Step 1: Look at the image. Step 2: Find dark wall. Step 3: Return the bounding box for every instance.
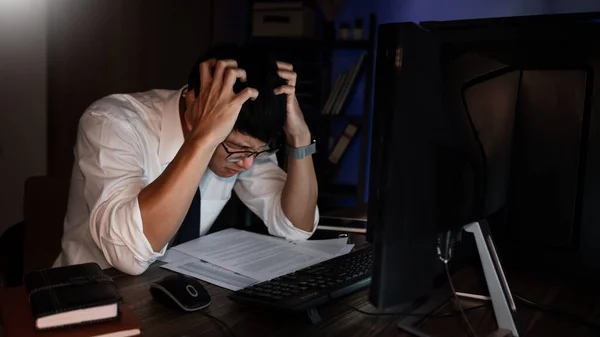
[47,0,250,178]
[0,0,47,236]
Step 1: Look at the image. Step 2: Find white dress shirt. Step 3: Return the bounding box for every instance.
[53,86,319,275]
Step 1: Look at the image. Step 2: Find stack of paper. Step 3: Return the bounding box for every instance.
[159,229,354,291]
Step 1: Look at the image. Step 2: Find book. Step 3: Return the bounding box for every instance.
[328,122,358,165]
[0,286,140,337]
[23,262,122,330]
[322,73,346,115]
[330,54,365,116]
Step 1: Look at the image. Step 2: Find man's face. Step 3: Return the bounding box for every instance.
[208,130,268,178]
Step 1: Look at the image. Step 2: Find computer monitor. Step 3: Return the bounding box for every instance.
[367,21,493,309]
[366,12,600,334]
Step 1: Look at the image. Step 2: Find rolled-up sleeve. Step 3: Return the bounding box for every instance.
[77,112,166,275]
[233,155,319,240]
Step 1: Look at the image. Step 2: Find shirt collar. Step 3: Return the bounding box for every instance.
[158,85,187,165]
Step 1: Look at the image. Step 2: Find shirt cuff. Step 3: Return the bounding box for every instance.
[92,194,168,274]
[125,196,168,263]
[270,202,320,241]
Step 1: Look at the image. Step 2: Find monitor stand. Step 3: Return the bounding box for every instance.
[397,220,521,337]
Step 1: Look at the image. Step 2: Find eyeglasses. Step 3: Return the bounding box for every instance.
[221,142,278,163]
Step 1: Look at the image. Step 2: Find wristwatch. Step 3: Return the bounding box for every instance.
[287,139,316,159]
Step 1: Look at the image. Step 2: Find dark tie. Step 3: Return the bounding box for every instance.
[172,188,201,245]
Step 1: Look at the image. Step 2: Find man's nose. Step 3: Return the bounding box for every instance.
[237,156,254,169]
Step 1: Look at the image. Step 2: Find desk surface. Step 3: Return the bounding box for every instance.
[107,233,397,337]
[92,227,597,337]
[106,259,600,337]
[107,262,421,337]
[107,254,498,337]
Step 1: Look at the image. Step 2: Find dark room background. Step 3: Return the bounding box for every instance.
[1,0,599,237]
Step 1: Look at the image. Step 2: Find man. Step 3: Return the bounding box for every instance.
[54,45,319,275]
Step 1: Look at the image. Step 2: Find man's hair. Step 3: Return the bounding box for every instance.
[187,44,287,144]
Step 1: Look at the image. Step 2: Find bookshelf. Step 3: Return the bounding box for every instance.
[317,13,376,213]
[244,5,376,218]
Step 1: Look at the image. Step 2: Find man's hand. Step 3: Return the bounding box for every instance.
[276,61,318,233]
[275,61,311,147]
[184,59,259,145]
[139,59,258,255]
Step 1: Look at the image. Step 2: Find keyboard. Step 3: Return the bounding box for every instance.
[229,245,372,313]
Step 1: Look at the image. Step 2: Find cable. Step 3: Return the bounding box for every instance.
[200,311,238,337]
[437,224,600,336]
[439,230,478,337]
[514,293,600,332]
[342,301,488,318]
[445,261,478,337]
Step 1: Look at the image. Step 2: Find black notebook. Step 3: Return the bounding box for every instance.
[23,262,122,330]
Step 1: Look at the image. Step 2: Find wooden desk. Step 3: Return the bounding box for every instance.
[107,261,600,337]
[106,256,487,337]
[108,262,431,337]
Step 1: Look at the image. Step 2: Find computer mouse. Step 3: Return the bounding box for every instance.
[150,274,211,312]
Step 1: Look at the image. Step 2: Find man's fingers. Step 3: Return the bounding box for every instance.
[212,59,238,86]
[199,58,217,90]
[276,61,293,71]
[277,69,297,86]
[223,68,247,92]
[274,85,295,95]
[234,87,259,105]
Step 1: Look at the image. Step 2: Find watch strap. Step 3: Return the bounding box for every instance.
[286,141,316,159]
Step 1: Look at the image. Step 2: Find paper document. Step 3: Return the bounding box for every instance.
[171,229,349,281]
[289,237,350,256]
[161,228,354,290]
[162,257,259,291]
[158,249,190,263]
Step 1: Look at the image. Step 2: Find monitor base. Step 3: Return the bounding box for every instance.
[396,290,452,337]
[397,220,521,337]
